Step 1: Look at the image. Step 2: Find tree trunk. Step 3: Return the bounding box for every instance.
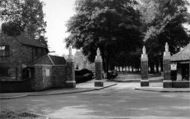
[150,63,154,73]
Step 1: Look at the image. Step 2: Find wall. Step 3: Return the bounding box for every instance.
[0,80,31,93]
[30,65,67,91]
[0,64,68,92]
[0,35,23,81]
[51,65,67,88]
[31,65,52,91]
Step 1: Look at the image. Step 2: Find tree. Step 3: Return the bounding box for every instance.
[139,0,190,73]
[66,0,143,73]
[0,0,46,40]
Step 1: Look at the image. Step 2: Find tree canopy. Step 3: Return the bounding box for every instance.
[0,0,46,39]
[66,0,143,72]
[66,0,190,73]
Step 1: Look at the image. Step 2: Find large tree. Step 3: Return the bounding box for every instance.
[0,0,46,40]
[66,0,143,73]
[139,0,190,73]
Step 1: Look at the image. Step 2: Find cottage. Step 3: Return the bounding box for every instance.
[0,31,74,92]
[0,32,48,81]
[171,43,190,88]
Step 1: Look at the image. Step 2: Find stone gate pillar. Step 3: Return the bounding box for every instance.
[189,63,190,81]
[94,48,104,87]
[66,46,76,88]
[163,42,172,88]
[141,46,149,87]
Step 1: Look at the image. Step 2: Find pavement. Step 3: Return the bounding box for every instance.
[0,80,116,100]
[110,73,190,92]
[135,86,190,92]
[111,73,163,82]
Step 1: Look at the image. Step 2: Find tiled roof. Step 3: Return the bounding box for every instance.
[49,55,66,65]
[32,54,66,65]
[171,43,190,62]
[15,34,47,48]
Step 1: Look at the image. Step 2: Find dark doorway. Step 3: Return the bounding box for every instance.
[181,63,189,81]
[22,67,35,80]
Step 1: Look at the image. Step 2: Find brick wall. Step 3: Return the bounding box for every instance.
[51,65,67,88]
[0,80,31,93]
[31,65,52,91]
[0,65,69,92]
[0,35,33,64]
[30,65,68,91]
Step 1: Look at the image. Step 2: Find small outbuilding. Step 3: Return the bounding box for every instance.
[171,43,190,88]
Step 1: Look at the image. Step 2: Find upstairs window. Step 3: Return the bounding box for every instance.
[0,45,9,57]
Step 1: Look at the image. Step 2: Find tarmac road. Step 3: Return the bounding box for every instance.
[1,82,190,119]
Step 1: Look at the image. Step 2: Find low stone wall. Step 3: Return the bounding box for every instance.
[0,63,72,92]
[172,81,190,88]
[0,80,31,93]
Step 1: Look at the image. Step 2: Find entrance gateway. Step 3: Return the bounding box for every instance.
[140,43,190,88]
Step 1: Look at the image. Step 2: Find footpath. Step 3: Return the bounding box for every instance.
[110,73,190,92]
[0,80,116,100]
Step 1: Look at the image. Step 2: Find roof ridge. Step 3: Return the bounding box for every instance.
[48,54,55,65]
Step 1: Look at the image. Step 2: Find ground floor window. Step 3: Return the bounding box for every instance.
[0,45,9,57]
[22,67,34,79]
[0,66,17,80]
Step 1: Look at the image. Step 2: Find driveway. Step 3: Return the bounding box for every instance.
[1,82,190,119]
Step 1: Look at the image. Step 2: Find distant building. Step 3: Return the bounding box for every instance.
[74,50,95,71]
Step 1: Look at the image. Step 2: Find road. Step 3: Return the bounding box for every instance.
[1,83,190,119]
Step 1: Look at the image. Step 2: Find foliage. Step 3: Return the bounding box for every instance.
[0,0,46,39]
[66,0,143,72]
[140,0,190,41]
[139,0,190,72]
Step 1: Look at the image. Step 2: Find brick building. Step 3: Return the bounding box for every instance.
[0,32,48,81]
[0,32,73,92]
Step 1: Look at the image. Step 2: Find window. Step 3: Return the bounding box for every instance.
[0,67,16,79]
[0,45,9,56]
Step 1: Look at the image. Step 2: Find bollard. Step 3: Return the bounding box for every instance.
[163,43,172,88]
[141,46,149,87]
[66,46,76,88]
[94,48,104,87]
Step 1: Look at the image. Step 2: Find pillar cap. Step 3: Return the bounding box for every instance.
[95,48,102,62]
[141,46,148,61]
[163,42,171,58]
[141,54,148,61]
[67,46,73,61]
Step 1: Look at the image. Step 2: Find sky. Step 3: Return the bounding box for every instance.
[42,0,76,56]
